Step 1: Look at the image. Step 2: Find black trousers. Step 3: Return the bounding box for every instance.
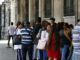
[21,44,33,60]
[8,35,14,47]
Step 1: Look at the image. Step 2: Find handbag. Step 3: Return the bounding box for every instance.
[37,40,47,50]
[13,35,21,45]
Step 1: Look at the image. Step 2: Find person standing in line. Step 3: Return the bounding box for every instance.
[67,24,73,60]
[14,21,23,60]
[40,23,51,60]
[47,24,61,60]
[72,19,80,60]
[36,21,48,60]
[47,23,61,60]
[33,17,42,60]
[59,23,72,60]
[49,18,56,32]
[21,21,33,60]
[8,22,15,48]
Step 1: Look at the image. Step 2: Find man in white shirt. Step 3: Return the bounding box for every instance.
[8,22,15,48]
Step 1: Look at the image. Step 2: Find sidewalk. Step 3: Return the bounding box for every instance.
[0,40,16,60]
[0,40,80,60]
[0,40,29,60]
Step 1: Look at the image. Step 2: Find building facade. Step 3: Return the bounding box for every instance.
[0,0,80,39]
[16,0,78,24]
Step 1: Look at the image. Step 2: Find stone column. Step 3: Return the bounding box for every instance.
[1,4,5,39]
[29,0,35,22]
[15,0,18,23]
[39,0,45,20]
[39,0,42,17]
[11,0,16,26]
[51,0,54,17]
[77,0,80,19]
[74,0,78,24]
[42,0,45,19]
[54,0,64,22]
[5,3,10,39]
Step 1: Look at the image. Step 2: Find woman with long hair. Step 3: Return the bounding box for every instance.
[14,21,23,60]
[47,25,61,60]
[59,23,72,60]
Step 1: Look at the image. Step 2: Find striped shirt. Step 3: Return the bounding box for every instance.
[72,22,80,54]
[21,26,33,44]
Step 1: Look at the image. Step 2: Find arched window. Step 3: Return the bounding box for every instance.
[64,0,74,16]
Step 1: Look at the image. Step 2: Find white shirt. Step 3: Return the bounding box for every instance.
[72,22,80,55]
[8,25,15,35]
[16,28,21,35]
[40,30,49,41]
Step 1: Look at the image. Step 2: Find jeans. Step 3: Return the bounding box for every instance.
[61,45,69,60]
[67,48,73,60]
[17,49,22,60]
[40,50,43,60]
[33,45,40,59]
[43,50,48,60]
[8,35,14,47]
[21,44,33,60]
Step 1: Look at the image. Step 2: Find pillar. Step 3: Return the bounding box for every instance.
[77,0,80,19]
[39,0,45,20]
[5,3,10,39]
[74,0,78,24]
[1,4,5,39]
[42,0,45,18]
[29,0,35,22]
[54,0,64,22]
[51,0,54,17]
[39,0,42,17]
[11,0,16,26]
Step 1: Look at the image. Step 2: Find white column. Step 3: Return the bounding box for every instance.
[77,0,80,19]
[74,0,78,24]
[29,0,35,22]
[54,0,64,22]
[39,0,42,17]
[1,4,5,29]
[42,0,45,18]
[15,0,18,23]
[1,4,5,39]
[5,3,10,39]
[11,0,16,26]
[39,0,45,20]
[51,0,54,17]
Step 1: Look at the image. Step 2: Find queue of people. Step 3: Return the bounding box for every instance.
[8,17,74,60]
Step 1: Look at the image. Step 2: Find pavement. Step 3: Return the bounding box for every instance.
[0,40,29,60]
[0,40,16,60]
[0,40,80,60]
